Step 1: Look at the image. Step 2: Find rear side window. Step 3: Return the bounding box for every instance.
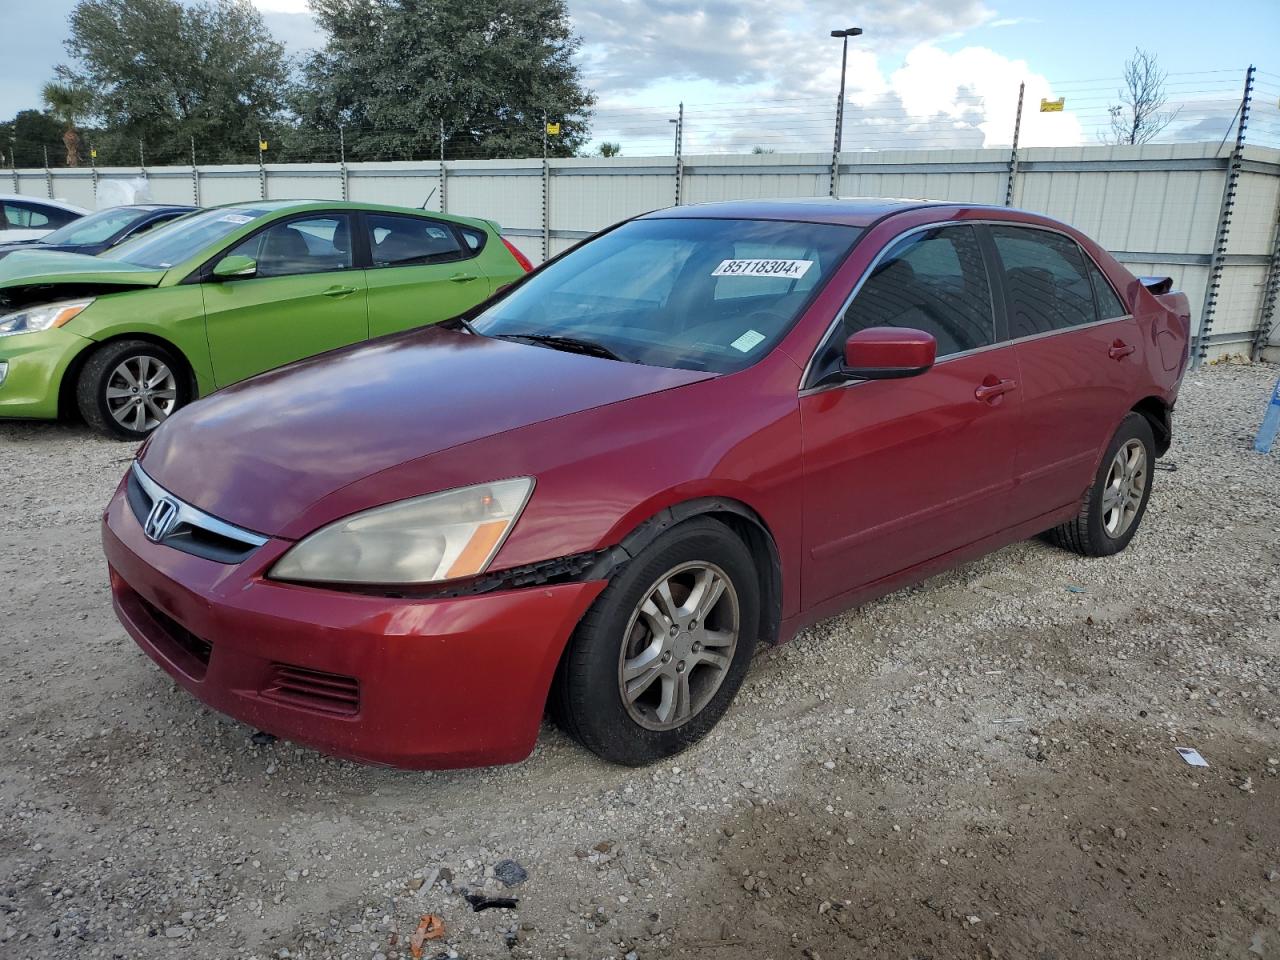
[367,214,465,267]
[841,225,996,357]
[991,225,1096,336]
[1086,259,1127,319]
[459,226,488,253]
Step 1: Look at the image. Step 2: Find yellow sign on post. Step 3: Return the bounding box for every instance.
[1040,97,1065,113]
[545,122,560,136]
[90,148,97,159]
[259,139,269,152]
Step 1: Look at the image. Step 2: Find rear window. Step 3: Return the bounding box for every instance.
[472,217,861,373]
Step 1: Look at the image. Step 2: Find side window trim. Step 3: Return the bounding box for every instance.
[1078,246,1131,321]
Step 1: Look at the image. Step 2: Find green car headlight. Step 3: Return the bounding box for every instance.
[0,298,94,338]
[270,478,535,585]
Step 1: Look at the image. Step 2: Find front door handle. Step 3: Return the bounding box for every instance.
[449,273,479,283]
[975,377,1018,403]
[1109,340,1136,360]
[322,285,359,298]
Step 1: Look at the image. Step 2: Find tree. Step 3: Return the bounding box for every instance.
[0,110,68,168]
[298,0,595,161]
[41,82,94,166]
[598,141,621,157]
[1106,48,1180,145]
[751,145,776,155]
[58,0,292,164]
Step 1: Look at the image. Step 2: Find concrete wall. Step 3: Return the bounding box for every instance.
[9,142,1280,359]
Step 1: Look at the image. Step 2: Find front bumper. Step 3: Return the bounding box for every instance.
[101,479,606,769]
[0,328,91,419]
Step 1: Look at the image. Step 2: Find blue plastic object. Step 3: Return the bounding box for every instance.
[1256,374,1280,454]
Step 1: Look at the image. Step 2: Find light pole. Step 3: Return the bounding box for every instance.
[829,25,860,197]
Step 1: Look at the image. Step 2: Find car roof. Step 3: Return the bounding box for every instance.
[208,198,486,225]
[641,197,963,227]
[0,193,90,213]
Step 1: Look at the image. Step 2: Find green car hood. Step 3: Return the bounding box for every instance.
[0,249,168,290]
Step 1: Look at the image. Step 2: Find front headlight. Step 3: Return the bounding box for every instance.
[269,478,535,585]
[0,298,94,338]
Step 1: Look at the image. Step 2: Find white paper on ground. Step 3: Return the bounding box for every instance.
[1176,747,1209,767]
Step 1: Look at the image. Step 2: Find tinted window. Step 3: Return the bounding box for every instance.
[472,217,860,373]
[991,225,1095,336]
[459,226,487,253]
[1087,259,1127,319]
[840,225,995,357]
[4,202,53,228]
[225,215,353,279]
[368,214,463,267]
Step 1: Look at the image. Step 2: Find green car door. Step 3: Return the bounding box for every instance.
[362,212,496,337]
[201,212,370,386]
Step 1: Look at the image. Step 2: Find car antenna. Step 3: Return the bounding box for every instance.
[421,187,437,210]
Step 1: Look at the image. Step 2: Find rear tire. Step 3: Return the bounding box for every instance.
[76,339,189,440]
[550,516,760,766]
[1046,412,1155,557]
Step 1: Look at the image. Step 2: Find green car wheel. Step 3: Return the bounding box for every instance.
[76,339,191,440]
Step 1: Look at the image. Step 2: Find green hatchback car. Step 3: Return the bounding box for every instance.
[0,200,532,438]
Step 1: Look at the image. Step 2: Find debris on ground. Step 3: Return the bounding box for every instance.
[407,915,445,958]
[1177,747,1210,767]
[493,858,528,887]
[464,893,519,912]
[250,730,277,745]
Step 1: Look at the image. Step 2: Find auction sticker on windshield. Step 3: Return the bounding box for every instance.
[712,259,813,279]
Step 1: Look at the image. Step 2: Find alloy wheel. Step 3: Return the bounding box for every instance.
[105,355,178,433]
[617,560,740,731]
[1101,438,1147,537]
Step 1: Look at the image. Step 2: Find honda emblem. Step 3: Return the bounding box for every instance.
[144,497,180,542]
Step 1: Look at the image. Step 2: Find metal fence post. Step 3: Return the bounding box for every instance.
[1005,81,1025,207]
[138,139,148,184]
[190,136,200,205]
[1194,65,1254,368]
[338,125,349,202]
[9,137,16,193]
[43,146,53,198]
[438,120,447,212]
[257,132,267,200]
[673,101,684,207]
[90,145,99,202]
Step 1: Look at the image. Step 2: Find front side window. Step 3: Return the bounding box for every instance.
[367,214,463,267]
[991,225,1096,336]
[838,225,996,358]
[224,215,353,279]
[104,206,271,269]
[471,217,861,373]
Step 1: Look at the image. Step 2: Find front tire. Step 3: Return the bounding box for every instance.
[76,340,189,440]
[551,517,760,766]
[1046,412,1155,557]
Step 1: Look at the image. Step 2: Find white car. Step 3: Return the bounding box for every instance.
[0,194,89,243]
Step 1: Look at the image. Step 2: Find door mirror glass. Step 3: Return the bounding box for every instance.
[843,327,936,379]
[213,255,258,280]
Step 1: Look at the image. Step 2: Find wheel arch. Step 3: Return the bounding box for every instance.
[57,332,198,421]
[1130,395,1172,457]
[585,497,784,647]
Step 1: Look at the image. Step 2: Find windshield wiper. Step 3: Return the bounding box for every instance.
[495,332,624,362]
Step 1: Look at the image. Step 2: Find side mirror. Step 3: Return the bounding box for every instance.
[212,255,257,280]
[843,327,936,380]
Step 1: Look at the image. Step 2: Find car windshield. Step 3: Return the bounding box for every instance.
[102,207,270,269]
[470,217,861,373]
[39,207,145,246]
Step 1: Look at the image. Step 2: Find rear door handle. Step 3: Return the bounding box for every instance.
[974,378,1018,403]
[1109,340,1135,360]
[449,273,479,283]
[322,285,359,298]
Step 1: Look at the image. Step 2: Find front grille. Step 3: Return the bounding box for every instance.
[261,664,360,717]
[127,463,268,564]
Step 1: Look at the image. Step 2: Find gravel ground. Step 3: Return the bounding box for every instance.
[1,361,1278,960]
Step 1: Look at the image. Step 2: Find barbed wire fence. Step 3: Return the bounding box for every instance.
[3,67,1276,174]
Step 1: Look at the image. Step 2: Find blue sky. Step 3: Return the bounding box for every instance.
[2,0,1276,154]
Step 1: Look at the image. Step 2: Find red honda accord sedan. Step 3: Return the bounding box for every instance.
[101,198,1191,769]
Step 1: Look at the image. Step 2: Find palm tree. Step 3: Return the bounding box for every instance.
[41,81,93,167]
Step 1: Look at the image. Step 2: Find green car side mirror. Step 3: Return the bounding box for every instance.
[213,255,257,280]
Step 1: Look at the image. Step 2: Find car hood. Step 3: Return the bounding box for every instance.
[140,326,716,536]
[0,249,167,289]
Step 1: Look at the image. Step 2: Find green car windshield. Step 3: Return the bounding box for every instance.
[471,217,861,373]
[102,207,270,269]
